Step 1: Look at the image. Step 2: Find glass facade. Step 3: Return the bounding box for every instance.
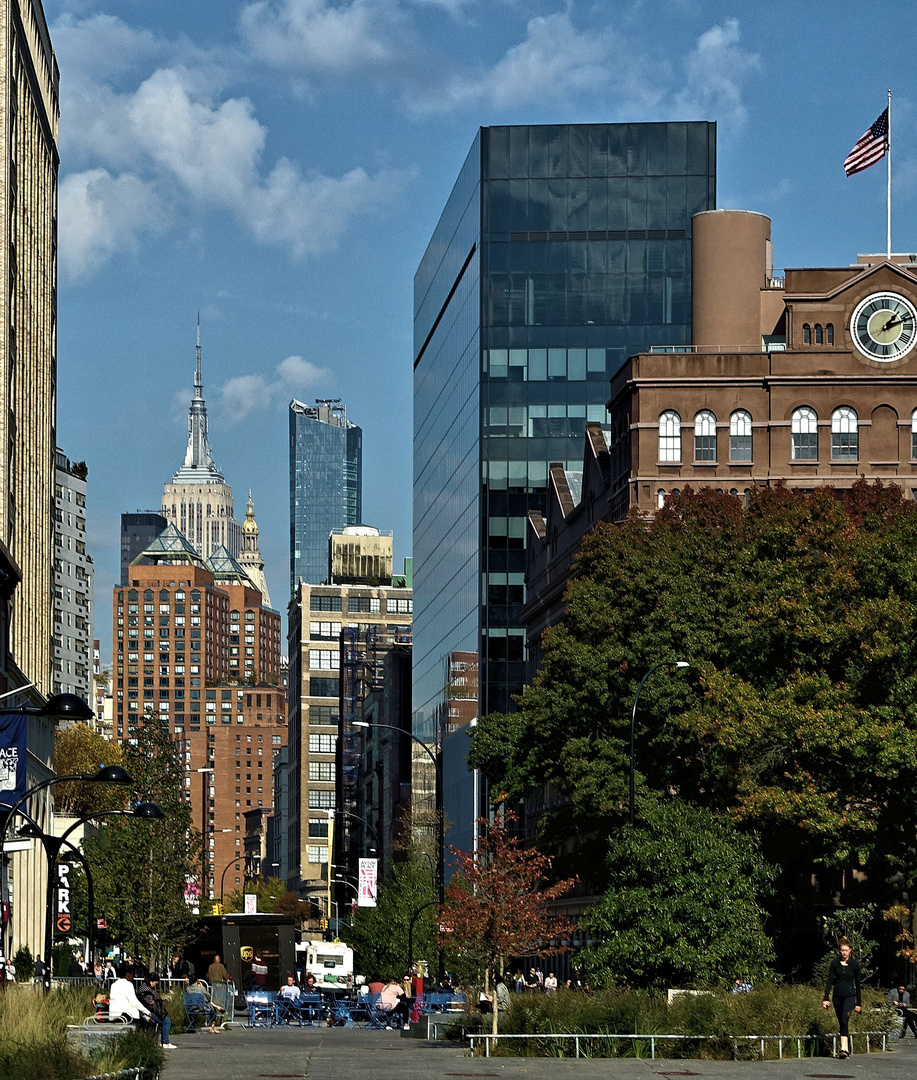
[413,123,716,848]
[289,400,363,591]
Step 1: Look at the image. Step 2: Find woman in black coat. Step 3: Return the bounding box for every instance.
[822,936,862,1058]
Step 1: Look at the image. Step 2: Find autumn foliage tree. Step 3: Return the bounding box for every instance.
[440,813,575,1033]
[54,722,123,816]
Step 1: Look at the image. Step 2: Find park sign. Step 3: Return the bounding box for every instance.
[55,863,72,935]
[0,710,27,803]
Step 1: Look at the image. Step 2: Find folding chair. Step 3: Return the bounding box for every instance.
[183,991,217,1033]
[245,991,277,1028]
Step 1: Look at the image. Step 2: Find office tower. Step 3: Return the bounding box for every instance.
[238,493,271,607]
[413,123,716,851]
[286,544,411,905]
[163,324,242,561]
[289,399,362,591]
[0,0,61,962]
[53,450,92,700]
[120,511,167,585]
[113,524,285,899]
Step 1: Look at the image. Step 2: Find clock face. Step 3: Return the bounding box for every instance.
[850,291,917,361]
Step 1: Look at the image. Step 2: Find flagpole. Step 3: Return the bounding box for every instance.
[887,88,892,259]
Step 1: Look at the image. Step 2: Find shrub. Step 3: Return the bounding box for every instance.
[12,944,34,982]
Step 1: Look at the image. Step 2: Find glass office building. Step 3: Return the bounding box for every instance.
[413,123,716,850]
[290,399,363,591]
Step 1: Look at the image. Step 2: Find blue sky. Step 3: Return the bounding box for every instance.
[47,0,914,656]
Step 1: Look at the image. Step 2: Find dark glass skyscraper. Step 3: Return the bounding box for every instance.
[413,123,716,852]
[290,399,363,591]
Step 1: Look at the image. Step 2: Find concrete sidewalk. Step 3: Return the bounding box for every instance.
[160,1025,917,1080]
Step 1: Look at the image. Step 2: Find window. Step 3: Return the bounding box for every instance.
[729,410,753,462]
[911,410,917,459]
[311,649,338,670]
[309,818,330,838]
[308,846,329,864]
[791,407,818,460]
[386,598,412,614]
[802,323,811,345]
[308,790,335,809]
[656,489,666,509]
[815,323,823,345]
[694,410,717,461]
[310,595,342,612]
[309,734,336,754]
[310,621,341,641]
[309,761,335,782]
[826,323,834,345]
[658,411,681,462]
[831,406,858,460]
[309,705,338,726]
[310,677,339,698]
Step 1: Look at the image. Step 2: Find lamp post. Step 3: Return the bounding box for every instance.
[0,720,131,959]
[354,720,445,980]
[196,767,214,900]
[629,661,689,826]
[330,808,380,852]
[33,802,163,985]
[219,854,243,905]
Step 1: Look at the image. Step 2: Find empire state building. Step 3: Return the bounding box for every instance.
[162,323,242,561]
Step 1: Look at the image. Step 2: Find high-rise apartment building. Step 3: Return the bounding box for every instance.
[289,399,362,591]
[286,567,411,904]
[120,511,167,585]
[0,0,61,963]
[53,450,92,699]
[163,326,242,561]
[413,123,716,851]
[114,525,285,899]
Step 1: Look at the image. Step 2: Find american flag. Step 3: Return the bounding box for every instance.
[844,108,889,176]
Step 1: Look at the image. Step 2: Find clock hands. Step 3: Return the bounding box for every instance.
[881,312,913,332]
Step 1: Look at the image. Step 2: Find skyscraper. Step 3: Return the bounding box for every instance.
[120,511,167,585]
[53,450,92,699]
[289,399,362,591]
[413,123,716,852]
[162,323,242,561]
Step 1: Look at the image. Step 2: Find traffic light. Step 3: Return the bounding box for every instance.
[212,903,223,915]
[319,918,328,929]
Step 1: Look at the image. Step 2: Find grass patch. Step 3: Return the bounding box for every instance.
[471,985,897,1059]
[0,983,163,1079]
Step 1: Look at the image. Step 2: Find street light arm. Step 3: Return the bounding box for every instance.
[629,660,689,827]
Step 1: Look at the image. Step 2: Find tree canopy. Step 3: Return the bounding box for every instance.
[469,482,917,976]
[83,715,200,967]
[54,723,123,817]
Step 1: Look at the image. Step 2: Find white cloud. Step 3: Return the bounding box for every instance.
[239,0,402,78]
[58,169,167,282]
[674,18,760,128]
[219,355,332,421]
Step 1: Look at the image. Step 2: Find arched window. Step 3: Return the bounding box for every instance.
[831,406,858,460]
[657,489,666,509]
[729,409,753,461]
[911,410,917,459]
[791,406,818,460]
[815,323,823,344]
[826,323,834,345]
[694,410,717,461]
[659,411,681,462]
[802,323,811,345]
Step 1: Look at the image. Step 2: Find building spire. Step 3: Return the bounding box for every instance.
[172,318,224,482]
[238,490,271,606]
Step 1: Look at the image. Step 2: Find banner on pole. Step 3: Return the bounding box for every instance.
[56,864,72,935]
[0,710,28,804]
[358,858,377,907]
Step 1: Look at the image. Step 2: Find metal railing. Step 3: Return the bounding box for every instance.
[468,1030,890,1059]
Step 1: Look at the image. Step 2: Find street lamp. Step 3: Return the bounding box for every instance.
[196,767,214,899]
[0,719,131,958]
[354,720,445,979]
[629,661,689,826]
[39,802,163,984]
[219,854,243,905]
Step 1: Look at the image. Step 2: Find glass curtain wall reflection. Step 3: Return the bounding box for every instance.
[413,123,716,851]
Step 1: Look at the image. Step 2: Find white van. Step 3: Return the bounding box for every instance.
[295,940,354,992]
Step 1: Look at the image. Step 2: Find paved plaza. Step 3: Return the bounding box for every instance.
[159,1024,917,1080]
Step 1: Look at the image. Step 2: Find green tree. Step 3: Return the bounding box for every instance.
[471,483,917,881]
[84,714,200,968]
[344,851,437,980]
[580,800,775,989]
[222,875,287,914]
[54,722,123,816]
